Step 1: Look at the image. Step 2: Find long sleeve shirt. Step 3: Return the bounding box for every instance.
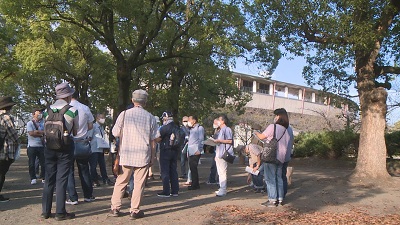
[0,111,20,160]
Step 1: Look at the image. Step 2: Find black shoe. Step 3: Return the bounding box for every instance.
[93,181,100,187]
[109,209,120,217]
[40,213,50,219]
[187,185,200,190]
[54,212,75,221]
[130,210,144,219]
[106,179,115,186]
[0,195,10,203]
[157,192,171,198]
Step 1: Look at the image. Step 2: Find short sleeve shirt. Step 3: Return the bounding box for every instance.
[216,126,233,158]
[27,120,44,147]
[112,106,157,167]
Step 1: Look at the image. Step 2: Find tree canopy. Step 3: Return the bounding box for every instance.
[250,0,400,181]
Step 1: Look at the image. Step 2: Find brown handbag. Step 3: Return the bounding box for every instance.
[112,111,126,176]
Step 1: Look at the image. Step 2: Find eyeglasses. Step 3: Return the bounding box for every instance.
[182,121,188,122]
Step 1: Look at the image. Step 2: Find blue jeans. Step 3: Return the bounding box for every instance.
[180,150,188,177]
[264,162,284,201]
[160,148,179,195]
[251,163,264,188]
[42,146,73,214]
[89,152,109,182]
[67,141,93,200]
[282,161,289,197]
[208,152,217,183]
[27,146,45,180]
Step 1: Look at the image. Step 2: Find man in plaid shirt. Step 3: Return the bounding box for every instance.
[0,96,19,203]
[110,89,157,220]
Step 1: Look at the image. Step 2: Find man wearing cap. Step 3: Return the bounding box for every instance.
[154,112,180,197]
[0,96,19,203]
[26,109,46,185]
[65,92,95,205]
[42,83,79,220]
[110,89,157,219]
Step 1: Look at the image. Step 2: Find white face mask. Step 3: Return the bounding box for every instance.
[183,122,188,126]
[99,118,105,124]
[187,121,193,127]
[213,124,219,129]
[217,121,222,127]
[37,114,43,120]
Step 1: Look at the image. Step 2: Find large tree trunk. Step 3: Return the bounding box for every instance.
[116,61,132,116]
[351,55,391,182]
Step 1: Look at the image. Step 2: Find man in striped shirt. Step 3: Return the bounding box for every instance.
[110,89,157,220]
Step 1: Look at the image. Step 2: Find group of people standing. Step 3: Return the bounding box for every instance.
[0,82,295,221]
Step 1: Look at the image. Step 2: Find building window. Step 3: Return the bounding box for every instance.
[258,83,269,94]
[241,80,253,93]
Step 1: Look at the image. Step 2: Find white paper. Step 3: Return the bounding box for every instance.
[245,166,260,176]
[203,137,217,146]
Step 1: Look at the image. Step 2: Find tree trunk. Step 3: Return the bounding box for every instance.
[351,57,390,182]
[116,61,132,116]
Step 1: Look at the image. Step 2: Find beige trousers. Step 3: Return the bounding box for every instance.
[110,165,149,213]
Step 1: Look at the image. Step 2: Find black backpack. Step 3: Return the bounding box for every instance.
[44,105,72,150]
[170,125,185,150]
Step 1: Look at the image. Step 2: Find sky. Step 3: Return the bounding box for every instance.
[233,56,308,87]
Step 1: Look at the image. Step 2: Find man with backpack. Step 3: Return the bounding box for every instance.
[42,83,79,220]
[155,112,181,197]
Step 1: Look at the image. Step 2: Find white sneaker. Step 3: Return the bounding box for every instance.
[215,190,227,197]
[65,199,78,205]
[31,179,37,185]
[84,196,96,202]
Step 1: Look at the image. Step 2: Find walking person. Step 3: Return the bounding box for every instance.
[109,89,157,219]
[89,113,114,187]
[41,83,78,220]
[26,109,46,185]
[254,108,290,207]
[186,115,204,190]
[0,97,19,203]
[155,112,180,197]
[66,92,95,205]
[213,114,234,197]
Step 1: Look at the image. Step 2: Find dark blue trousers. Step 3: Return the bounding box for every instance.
[67,141,93,200]
[27,146,45,180]
[160,149,179,195]
[42,147,73,214]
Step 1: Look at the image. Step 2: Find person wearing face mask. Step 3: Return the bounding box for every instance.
[213,114,233,197]
[186,115,204,190]
[26,109,46,185]
[179,116,190,179]
[206,118,220,185]
[89,114,114,187]
[0,96,20,203]
[154,112,180,197]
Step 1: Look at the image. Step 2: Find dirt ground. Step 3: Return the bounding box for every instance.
[1,151,400,225]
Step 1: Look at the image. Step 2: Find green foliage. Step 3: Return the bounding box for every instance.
[385,131,400,158]
[294,130,359,159]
